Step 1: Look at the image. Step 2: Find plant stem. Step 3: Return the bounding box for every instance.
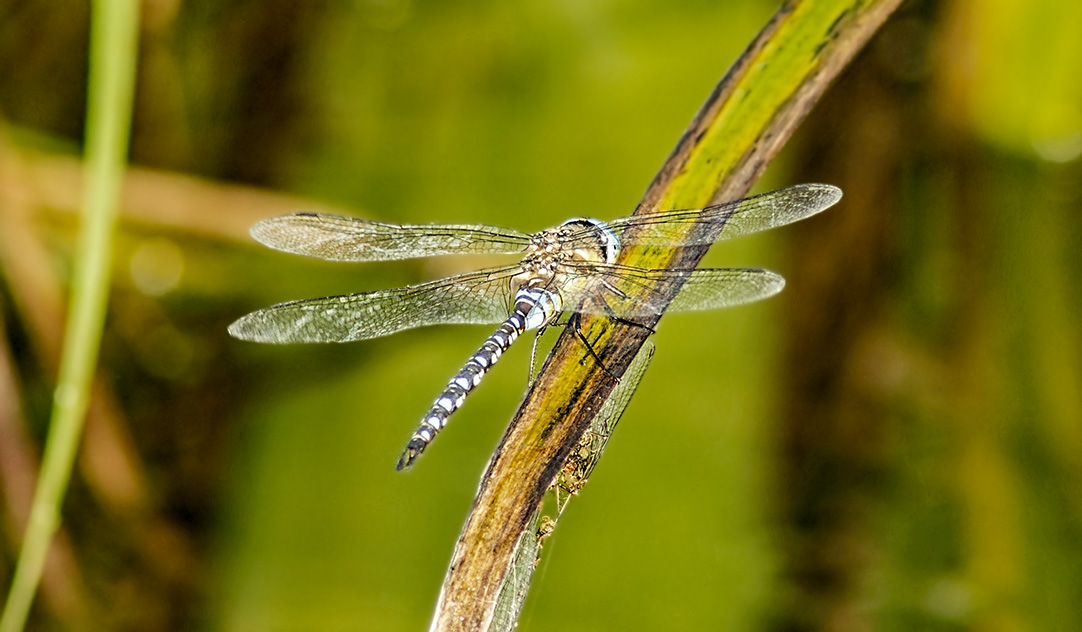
[0,1,140,630]
[430,0,905,630]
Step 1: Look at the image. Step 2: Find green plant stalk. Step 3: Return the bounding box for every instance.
[0,1,140,630]
[488,343,655,632]
[432,0,904,629]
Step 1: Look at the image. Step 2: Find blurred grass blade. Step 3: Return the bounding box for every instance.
[432,0,905,630]
[0,1,140,630]
[488,343,655,632]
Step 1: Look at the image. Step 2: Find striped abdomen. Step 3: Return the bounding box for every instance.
[395,287,560,470]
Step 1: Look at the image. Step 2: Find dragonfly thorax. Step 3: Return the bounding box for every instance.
[511,218,618,326]
[516,219,618,280]
[524,219,618,270]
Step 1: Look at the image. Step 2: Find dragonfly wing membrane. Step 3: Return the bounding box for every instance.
[228,267,520,343]
[665,268,785,312]
[602,183,841,247]
[251,213,532,262]
[557,264,785,319]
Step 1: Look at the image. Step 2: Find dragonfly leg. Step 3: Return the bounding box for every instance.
[566,312,620,381]
[604,312,656,335]
[526,324,550,387]
[597,288,658,335]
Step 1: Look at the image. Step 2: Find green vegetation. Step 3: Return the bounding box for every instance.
[0,1,1079,630]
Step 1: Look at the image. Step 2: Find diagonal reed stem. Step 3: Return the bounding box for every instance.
[430,1,904,630]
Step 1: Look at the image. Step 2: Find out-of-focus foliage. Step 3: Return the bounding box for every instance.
[0,0,1079,630]
[937,0,1082,161]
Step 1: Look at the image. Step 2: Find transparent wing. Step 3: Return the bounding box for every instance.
[558,264,785,318]
[571,184,840,248]
[250,213,532,262]
[228,266,521,343]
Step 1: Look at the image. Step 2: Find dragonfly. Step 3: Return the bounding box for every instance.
[228,183,842,469]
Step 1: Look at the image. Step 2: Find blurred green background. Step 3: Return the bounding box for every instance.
[2,0,1081,630]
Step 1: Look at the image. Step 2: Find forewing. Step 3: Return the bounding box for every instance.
[558,264,785,319]
[250,213,531,262]
[597,183,841,247]
[228,266,520,343]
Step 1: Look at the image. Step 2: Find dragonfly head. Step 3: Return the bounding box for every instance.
[558,218,619,265]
